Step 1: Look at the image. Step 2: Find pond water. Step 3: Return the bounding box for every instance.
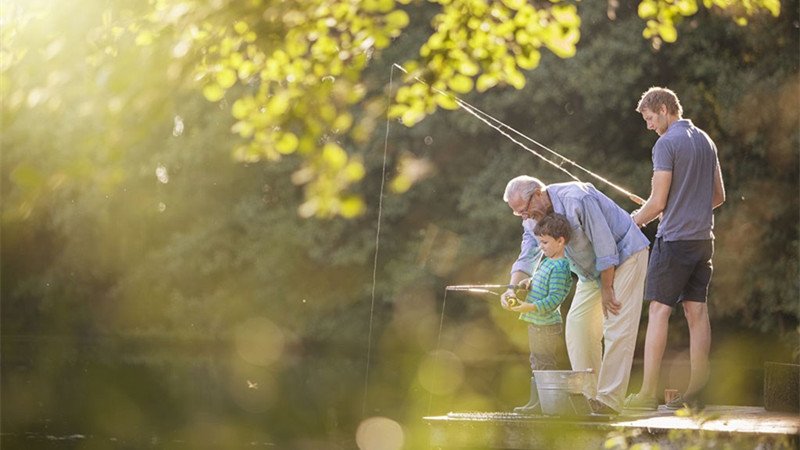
[1,327,789,449]
[1,336,374,449]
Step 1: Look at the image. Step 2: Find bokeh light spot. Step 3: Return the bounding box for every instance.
[234,316,285,367]
[417,350,464,395]
[355,416,404,450]
[156,164,169,183]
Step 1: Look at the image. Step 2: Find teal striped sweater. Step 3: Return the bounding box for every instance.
[519,257,572,326]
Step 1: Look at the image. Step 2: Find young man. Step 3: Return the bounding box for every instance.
[626,87,726,410]
[507,213,572,414]
[502,176,649,415]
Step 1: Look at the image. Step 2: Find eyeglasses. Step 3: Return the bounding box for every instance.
[513,191,536,217]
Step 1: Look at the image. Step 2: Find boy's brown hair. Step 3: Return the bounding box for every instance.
[534,213,571,243]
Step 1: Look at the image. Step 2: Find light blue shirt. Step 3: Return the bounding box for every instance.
[511,182,649,282]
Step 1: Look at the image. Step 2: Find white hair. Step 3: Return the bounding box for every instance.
[503,176,545,202]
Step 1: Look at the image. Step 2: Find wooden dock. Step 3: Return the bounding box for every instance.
[424,406,800,449]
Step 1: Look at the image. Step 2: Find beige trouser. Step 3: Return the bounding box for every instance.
[565,248,648,411]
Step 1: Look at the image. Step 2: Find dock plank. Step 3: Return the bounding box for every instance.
[425,406,799,449]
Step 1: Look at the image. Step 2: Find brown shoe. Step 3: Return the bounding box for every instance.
[588,398,619,415]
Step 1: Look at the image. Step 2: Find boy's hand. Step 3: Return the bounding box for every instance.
[500,290,516,310]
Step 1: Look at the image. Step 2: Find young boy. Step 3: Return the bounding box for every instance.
[507,213,573,414]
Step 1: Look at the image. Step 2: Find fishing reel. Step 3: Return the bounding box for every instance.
[505,285,529,308]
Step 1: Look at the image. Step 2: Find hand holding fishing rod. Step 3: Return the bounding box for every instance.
[500,280,530,308]
[500,251,545,311]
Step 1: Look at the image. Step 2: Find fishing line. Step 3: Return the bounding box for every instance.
[427,288,449,416]
[391,63,644,204]
[362,63,395,418]
[456,98,644,204]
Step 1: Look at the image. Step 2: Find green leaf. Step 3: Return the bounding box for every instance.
[385,10,409,29]
[658,22,678,42]
[516,49,541,70]
[216,68,237,88]
[476,74,498,92]
[389,173,412,193]
[435,93,459,110]
[457,59,479,76]
[343,161,365,182]
[506,69,525,89]
[676,0,699,15]
[332,112,353,132]
[203,83,225,102]
[401,107,426,126]
[267,92,290,116]
[276,132,299,154]
[231,98,251,119]
[233,21,249,34]
[238,60,257,79]
[339,195,365,218]
[321,142,347,169]
[448,74,474,93]
[638,0,658,18]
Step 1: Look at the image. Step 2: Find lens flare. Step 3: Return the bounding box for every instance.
[355,416,404,450]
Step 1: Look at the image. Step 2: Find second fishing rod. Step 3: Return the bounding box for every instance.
[445,253,545,308]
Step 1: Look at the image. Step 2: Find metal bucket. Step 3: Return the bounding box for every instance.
[533,369,595,416]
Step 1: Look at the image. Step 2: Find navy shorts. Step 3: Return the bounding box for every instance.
[644,238,714,306]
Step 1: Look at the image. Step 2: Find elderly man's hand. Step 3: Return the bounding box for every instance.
[601,286,621,317]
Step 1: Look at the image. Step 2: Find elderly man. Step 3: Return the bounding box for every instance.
[501,176,649,414]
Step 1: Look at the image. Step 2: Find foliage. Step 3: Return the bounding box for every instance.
[2,0,779,218]
[637,0,780,44]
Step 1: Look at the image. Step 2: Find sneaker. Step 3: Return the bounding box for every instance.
[624,393,658,411]
[665,392,704,410]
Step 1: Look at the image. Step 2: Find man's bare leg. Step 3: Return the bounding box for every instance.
[638,301,672,398]
[682,301,711,395]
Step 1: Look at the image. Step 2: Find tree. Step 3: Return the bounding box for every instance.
[1,0,782,218]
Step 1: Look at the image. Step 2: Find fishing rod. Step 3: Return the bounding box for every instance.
[445,283,527,306]
[447,251,547,305]
[446,284,522,295]
[391,63,645,205]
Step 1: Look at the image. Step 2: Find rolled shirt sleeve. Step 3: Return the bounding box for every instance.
[580,195,621,273]
[548,182,650,282]
[510,218,543,276]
